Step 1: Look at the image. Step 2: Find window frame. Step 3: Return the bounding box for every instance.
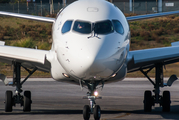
[61,20,73,34]
[94,20,114,35]
[72,20,92,34]
[112,20,124,35]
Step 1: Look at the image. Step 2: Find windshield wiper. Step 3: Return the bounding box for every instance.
[88,23,101,39]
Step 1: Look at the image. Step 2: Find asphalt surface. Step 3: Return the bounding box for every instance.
[0,78,179,120]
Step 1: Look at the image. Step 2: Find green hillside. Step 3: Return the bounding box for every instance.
[0,15,179,78]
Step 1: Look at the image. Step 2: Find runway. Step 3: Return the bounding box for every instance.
[1,78,179,120]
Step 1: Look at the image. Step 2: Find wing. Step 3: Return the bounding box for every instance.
[0,11,55,23]
[127,10,179,21]
[127,42,179,73]
[0,11,54,71]
[0,43,50,72]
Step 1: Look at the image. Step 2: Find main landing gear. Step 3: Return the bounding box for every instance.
[140,63,177,112]
[4,62,37,112]
[82,81,102,120]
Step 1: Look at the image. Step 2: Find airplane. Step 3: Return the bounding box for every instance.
[0,0,179,119]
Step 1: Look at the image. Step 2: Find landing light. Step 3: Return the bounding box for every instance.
[111,73,117,78]
[62,73,70,78]
[94,91,98,96]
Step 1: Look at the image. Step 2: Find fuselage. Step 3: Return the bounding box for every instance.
[48,0,130,83]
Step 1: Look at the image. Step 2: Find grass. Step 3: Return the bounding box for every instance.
[0,65,51,78]
[0,17,50,28]
[0,15,179,78]
[127,15,179,77]
[130,15,179,50]
[0,17,52,77]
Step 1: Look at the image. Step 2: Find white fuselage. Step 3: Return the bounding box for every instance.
[47,0,130,83]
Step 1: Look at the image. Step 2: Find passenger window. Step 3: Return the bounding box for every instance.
[94,20,114,34]
[112,20,124,34]
[73,21,91,34]
[61,20,73,34]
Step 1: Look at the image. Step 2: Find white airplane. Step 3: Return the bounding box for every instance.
[0,0,179,119]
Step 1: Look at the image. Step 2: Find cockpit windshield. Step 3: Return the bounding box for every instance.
[94,20,114,34]
[72,20,114,35]
[73,21,91,34]
[62,20,124,35]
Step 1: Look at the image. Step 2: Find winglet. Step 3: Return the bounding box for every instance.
[0,74,9,85]
[0,11,55,23]
[0,41,5,46]
[167,75,178,86]
[127,10,179,21]
[171,41,179,46]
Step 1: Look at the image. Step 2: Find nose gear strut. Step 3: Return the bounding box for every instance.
[82,81,102,120]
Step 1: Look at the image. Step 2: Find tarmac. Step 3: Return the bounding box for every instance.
[0,78,179,120]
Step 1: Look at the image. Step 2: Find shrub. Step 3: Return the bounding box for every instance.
[140,31,150,41]
[45,14,57,18]
[148,24,155,31]
[131,29,140,37]
[151,33,159,41]
[173,28,179,33]
[34,24,41,28]
[156,36,165,43]
[19,24,25,29]
[168,15,175,19]
[174,16,179,21]
[37,42,51,50]
[27,31,39,39]
[46,29,51,35]
[12,37,36,48]
[140,24,146,29]
[0,33,4,40]
[24,26,31,32]
[152,28,164,36]
[124,13,138,17]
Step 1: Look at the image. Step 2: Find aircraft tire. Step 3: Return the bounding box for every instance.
[144,90,152,112]
[5,90,13,112]
[23,91,31,112]
[94,105,101,120]
[83,105,90,120]
[162,91,170,112]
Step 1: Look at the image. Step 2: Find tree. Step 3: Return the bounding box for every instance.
[10,0,27,3]
[0,0,10,3]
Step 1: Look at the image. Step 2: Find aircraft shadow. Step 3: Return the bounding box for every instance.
[0,109,83,115]
[101,105,179,120]
[0,105,179,119]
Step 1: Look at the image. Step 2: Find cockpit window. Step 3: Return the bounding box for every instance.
[112,20,124,34]
[73,21,91,34]
[94,20,114,34]
[71,20,115,35]
[62,20,73,34]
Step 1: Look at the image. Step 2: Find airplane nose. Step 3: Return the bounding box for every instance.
[56,37,124,80]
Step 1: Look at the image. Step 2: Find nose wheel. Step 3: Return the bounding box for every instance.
[83,104,101,120]
[83,105,90,120]
[94,105,101,120]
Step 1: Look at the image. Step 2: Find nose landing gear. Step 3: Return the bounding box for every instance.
[83,94,102,120]
[82,81,102,120]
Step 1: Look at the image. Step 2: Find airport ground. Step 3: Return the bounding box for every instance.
[0,78,179,120]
